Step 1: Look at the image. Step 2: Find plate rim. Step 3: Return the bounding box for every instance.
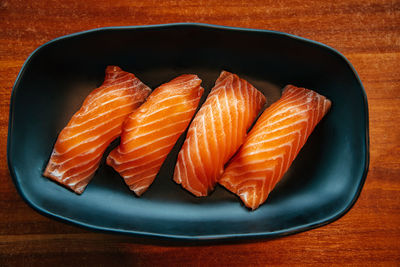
[7,22,370,241]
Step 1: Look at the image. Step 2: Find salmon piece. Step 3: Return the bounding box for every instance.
[43,66,151,194]
[173,71,266,196]
[219,85,331,210]
[106,75,204,196]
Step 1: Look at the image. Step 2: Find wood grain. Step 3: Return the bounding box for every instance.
[1,0,399,265]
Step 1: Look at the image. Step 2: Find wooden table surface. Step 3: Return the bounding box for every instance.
[1,0,399,265]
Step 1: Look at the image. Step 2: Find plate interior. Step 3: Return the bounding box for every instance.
[8,24,369,239]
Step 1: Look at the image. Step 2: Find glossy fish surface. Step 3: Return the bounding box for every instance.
[107,74,204,196]
[44,66,151,194]
[174,71,266,197]
[219,85,331,210]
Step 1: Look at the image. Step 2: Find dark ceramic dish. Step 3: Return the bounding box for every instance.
[7,23,369,241]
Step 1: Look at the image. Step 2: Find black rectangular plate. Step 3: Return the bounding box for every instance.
[7,23,369,241]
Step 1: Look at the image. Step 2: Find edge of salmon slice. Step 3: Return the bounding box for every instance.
[219,85,332,210]
[43,66,151,194]
[173,71,266,197]
[106,74,204,196]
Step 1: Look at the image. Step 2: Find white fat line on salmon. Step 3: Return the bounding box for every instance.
[187,139,207,194]
[250,102,312,131]
[104,71,136,85]
[251,186,258,208]
[93,73,148,96]
[264,166,278,197]
[131,185,148,195]
[243,81,251,135]
[219,175,236,189]
[87,74,131,98]
[119,163,162,179]
[230,78,239,150]
[306,109,317,139]
[90,75,132,94]
[56,153,103,178]
[131,77,150,89]
[180,149,190,188]
[283,132,300,172]
[70,94,134,122]
[81,81,148,115]
[112,143,172,164]
[143,89,184,105]
[192,126,208,188]
[292,127,304,159]
[274,147,293,181]
[244,139,291,158]
[79,86,145,117]
[222,84,233,145]
[207,84,224,98]
[74,178,92,194]
[121,132,182,154]
[54,124,120,155]
[244,127,303,153]
[126,172,157,184]
[214,71,230,86]
[208,103,221,180]
[186,137,203,191]
[45,167,63,181]
[260,172,267,204]
[141,91,197,113]
[239,191,250,205]
[228,166,275,178]
[227,157,276,172]
[123,99,199,132]
[241,85,255,140]
[283,85,307,95]
[181,139,207,196]
[65,163,100,187]
[255,99,314,130]
[258,89,307,118]
[200,113,213,188]
[61,106,132,141]
[174,159,183,183]
[65,169,96,188]
[53,142,105,166]
[261,90,303,114]
[233,79,244,152]
[122,112,193,143]
[123,106,197,133]
[237,180,264,205]
[81,80,134,108]
[125,118,190,141]
[117,157,164,175]
[271,153,286,181]
[210,73,235,96]
[247,118,308,146]
[210,84,228,97]
[237,176,269,188]
[214,95,227,162]
[256,86,266,108]
[172,77,200,87]
[323,99,331,113]
[228,171,275,201]
[161,79,201,91]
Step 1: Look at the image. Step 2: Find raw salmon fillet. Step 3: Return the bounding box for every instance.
[106,74,204,196]
[173,71,266,196]
[43,66,151,194]
[219,85,331,210]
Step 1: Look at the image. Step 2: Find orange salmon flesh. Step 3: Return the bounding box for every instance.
[219,85,331,210]
[107,74,204,196]
[173,71,266,197]
[43,66,151,194]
